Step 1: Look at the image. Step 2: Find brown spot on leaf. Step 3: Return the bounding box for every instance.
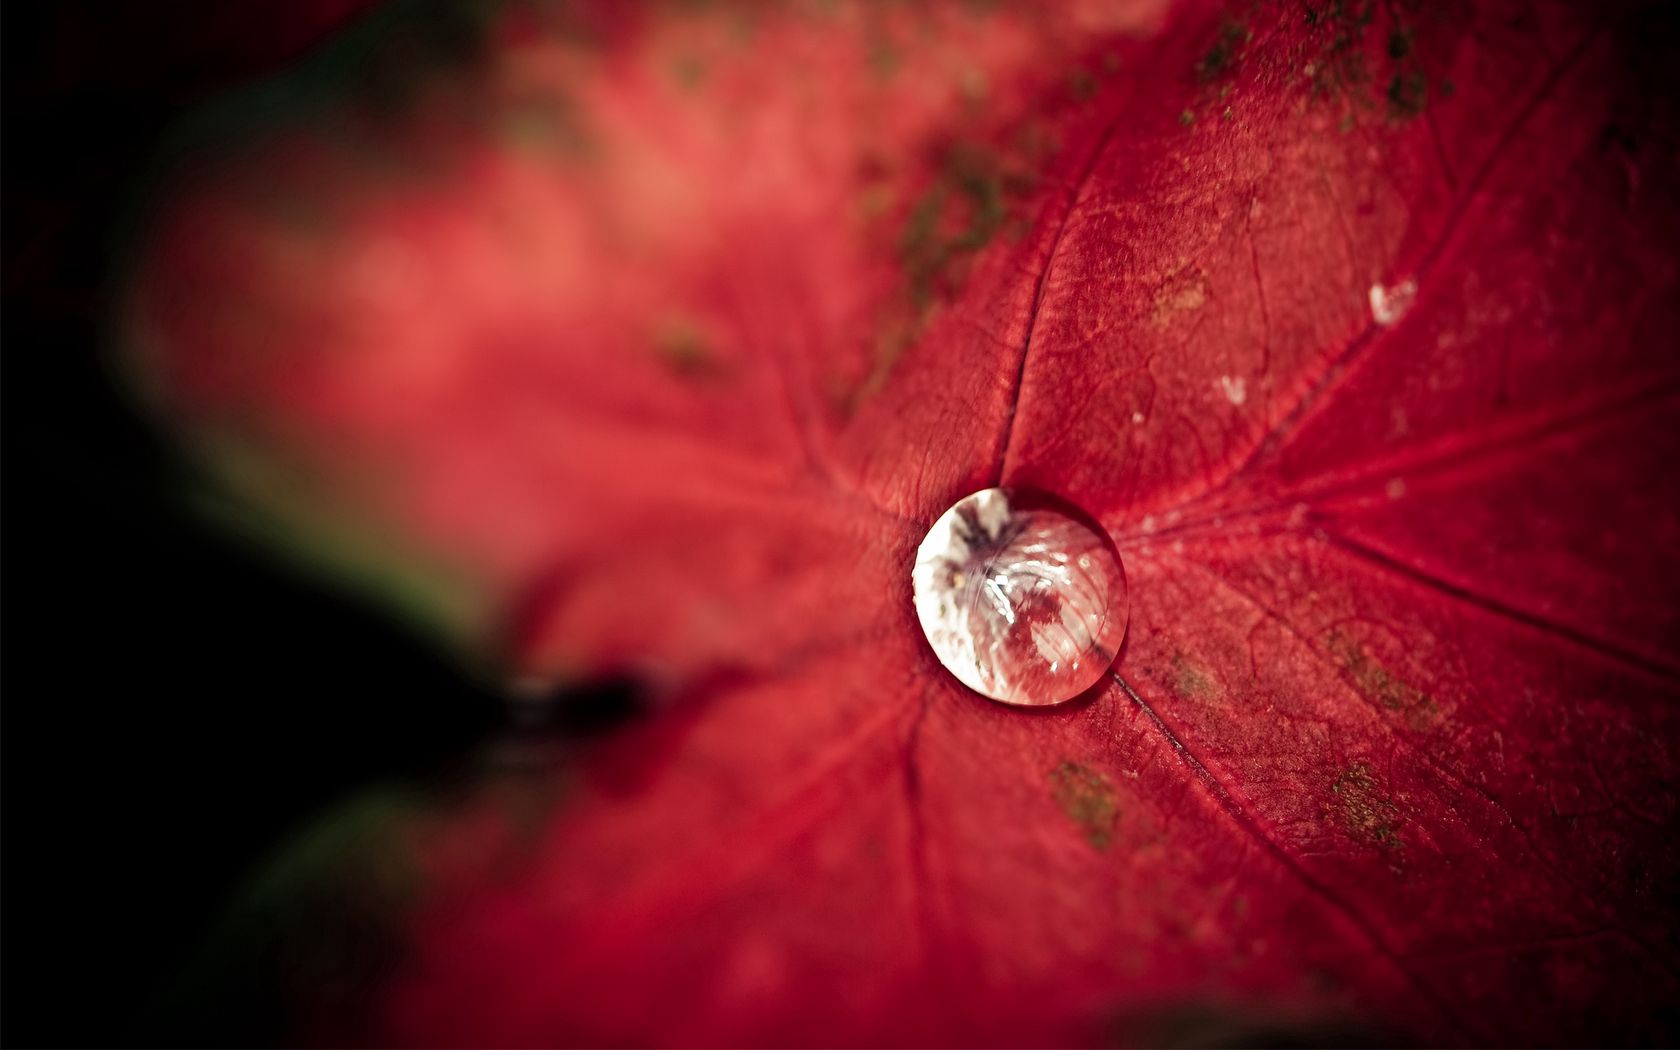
[1151,266,1211,326]
[1196,20,1249,83]
[668,52,708,90]
[1387,68,1428,119]
[1301,0,1376,101]
[652,316,725,379]
[899,143,1020,310]
[496,92,591,156]
[1330,762,1402,849]
[1386,27,1413,60]
[1049,760,1119,851]
[1326,630,1441,730]
[1170,649,1213,699]
[1299,3,1433,124]
[842,138,1037,413]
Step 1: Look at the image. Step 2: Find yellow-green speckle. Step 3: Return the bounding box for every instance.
[1330,762,1402,849]
[1050,760,1120,851]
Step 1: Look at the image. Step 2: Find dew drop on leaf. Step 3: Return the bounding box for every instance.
[912,488,1128,706]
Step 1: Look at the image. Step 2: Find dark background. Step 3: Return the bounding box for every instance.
[3,3,505,1043]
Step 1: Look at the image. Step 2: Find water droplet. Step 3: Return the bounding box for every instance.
[1368,278,1417,326]
[1218,374,1247,405]
[912,488,1128,706]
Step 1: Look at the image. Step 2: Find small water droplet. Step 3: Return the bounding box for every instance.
[1219,374,1248,405]
[1368,278,1417,326]
[913,488,1128,706]
[1132,410,1146,424]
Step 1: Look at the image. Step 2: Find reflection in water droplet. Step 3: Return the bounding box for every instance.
[1368,278,1417,326]
[912,488,1128,706]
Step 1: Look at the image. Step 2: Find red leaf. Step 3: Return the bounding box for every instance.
[124,0,1680,1044]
